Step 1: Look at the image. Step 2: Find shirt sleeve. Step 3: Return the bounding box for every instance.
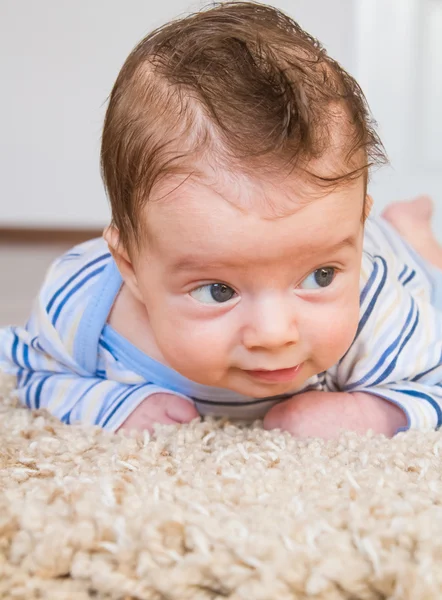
[0,324,193,431]
[0,245,192,431]
[329,252,442,432]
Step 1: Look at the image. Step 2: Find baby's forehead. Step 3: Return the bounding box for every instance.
[149,165,364,221]
[140,170,365,269]
[147,178,363,274]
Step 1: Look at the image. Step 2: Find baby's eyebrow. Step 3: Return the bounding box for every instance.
[325,234,358,253]
[171,234,357,273]
[170,256,240,273]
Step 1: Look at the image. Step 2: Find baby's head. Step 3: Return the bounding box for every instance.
[101,2,387,397]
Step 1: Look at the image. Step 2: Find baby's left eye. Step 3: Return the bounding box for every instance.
[300,267,336,290]
[190,283,237,304]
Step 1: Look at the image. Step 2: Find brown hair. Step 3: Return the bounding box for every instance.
[101,1,387,249]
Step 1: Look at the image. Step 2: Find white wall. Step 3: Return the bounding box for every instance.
[354,0,442,236]
[0,0,192,228]
[0,0,355,229]
[5,1,441,234]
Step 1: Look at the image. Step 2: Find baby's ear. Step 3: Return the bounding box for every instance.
[364,194,373,221]
[102,226,144,302]
[103,225,125,261]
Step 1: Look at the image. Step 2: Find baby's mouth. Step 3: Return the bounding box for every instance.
[243,363,303,383]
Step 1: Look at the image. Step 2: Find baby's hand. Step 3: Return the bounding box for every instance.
[117,393,200,433]
[263,390,407,439]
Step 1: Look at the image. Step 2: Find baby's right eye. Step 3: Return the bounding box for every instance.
[190,283,236,304]
[299,267,336,290]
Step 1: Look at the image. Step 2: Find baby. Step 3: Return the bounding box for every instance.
[2,2,442,439]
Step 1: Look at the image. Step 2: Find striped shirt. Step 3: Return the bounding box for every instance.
[1,215,442,432]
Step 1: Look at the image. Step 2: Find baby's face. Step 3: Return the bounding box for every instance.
[131,170,365,397]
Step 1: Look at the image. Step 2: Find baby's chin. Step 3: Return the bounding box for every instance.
[227,379,307,398]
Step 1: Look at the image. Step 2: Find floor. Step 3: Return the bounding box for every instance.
[0,243,70,327]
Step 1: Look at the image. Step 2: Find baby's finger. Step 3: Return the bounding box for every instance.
[165,396,200,423]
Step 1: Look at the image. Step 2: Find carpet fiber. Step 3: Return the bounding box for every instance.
[1,373,442,599]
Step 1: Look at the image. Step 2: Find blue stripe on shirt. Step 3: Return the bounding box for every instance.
[412,349,442,382]
[356,256,387,338]
[46,254,109,314]
[402,270,416,286]
[22,344,31,370]
[33,374,52,409]
[22,369,34,387]
[99,338,119,361]
[345,300,416,390]
[360,257,379,305]
[398,265,407,281]
[101,384,146,427]
[52,266,106,326]
[11,333,19,365]
[369,304,419,387]
[95,383,128,424]
[61,379,103,424]
[390,387,442,428]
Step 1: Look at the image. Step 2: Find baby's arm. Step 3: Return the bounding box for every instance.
[0,242,198,432]
[0,240,202,431]
[263,390,407,439]
[0,328,197,431]
[271,250,442,440]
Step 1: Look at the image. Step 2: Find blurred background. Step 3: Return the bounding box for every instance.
[1,0,441,325]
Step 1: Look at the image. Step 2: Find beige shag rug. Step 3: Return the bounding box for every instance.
[2,373,442,599]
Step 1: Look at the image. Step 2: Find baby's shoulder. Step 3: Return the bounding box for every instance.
[362,216,404,263]
[361,216,434,300]
[36,237,113,328]
[21,237,114,369]
[42,237,111,293]
[49,237,111,276]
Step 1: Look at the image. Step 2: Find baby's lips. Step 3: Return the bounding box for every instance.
[244,363,303,383]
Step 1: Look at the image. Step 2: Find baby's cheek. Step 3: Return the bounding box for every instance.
[308,302,359,368]
[158,319,230,378]
[333,312,359,358]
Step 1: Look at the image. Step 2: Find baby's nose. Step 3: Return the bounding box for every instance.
[242,295,299,350]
